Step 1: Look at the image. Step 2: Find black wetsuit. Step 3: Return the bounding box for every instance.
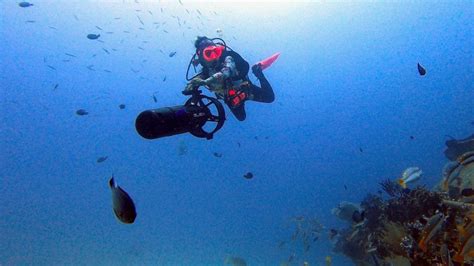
[199,50,274,121]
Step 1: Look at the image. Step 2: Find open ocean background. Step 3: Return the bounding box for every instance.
[1,1,473,265]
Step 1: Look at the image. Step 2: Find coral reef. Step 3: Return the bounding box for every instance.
[331,151,474,265]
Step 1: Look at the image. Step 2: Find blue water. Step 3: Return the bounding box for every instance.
[1,1,472,265]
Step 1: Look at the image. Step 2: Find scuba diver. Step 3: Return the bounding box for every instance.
[184,36,278,121]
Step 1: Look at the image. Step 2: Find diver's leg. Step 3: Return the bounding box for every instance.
[228,103,246,121]
[248,65,275,103]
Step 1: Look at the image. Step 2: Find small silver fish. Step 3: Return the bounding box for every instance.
[398,167,422,188]
[109,176,137,224]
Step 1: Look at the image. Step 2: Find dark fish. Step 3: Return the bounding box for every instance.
[47,65,56,70]
[196,9,202,15]
[152,94,157,103]
[119,104,126,110]
[163,29,169,33]
[461,188,474,197]
[19,2,33,7]
[102,48,110,54]
[359,147,363,153]
[178,0,183,5]
[87,65,95,71]
[169,51,176,57]
[148,10,153,15]
[103,69,111,73]
[87,33,100,40]
[410,135,415,140]
[76,109,88,116]
[162,76,167,82]
[138,47,144,51]
[444,134,474,161]
[237,142,241,147]
[212,152,222,158]
[243,172,253,179]
[136,15,144,26]
[417,63,426,76]
[48,26,57,30]
[73,14,79,21]
[97,156,108,163]
[53,84,59,90]
[109,177,137,224]
[65,53,76,57]
[344,185,347,190]
[95,26,103,30]
[254,136,258,140]
[26,20,36,23]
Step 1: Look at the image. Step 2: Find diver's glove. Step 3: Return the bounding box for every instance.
[191,77,207,86]
[252,63,264,79]
[182,78,207,95]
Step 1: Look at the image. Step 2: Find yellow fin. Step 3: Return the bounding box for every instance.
[398,178,407,189]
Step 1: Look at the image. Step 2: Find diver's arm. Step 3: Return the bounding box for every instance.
[203,56,236,85]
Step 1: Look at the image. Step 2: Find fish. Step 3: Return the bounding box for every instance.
[212,152,222,158]
[53,84,59,90]
[65,53,76,57]
[444,134,474,161]
[26,20,36,23]
[87,65,95,71]
[152,94,157,103]
[398,166,422,189]
[344,185,347,190]
[136,15,144,25]
[178,0,183,5]
[103,69,111,73]
[48,26,57,30]
[102,48,110,54]
[169,51,176,57]
[97,156,108,163]
[19,2,33,7]
[359,147,363,153]
[410,135,415,140]
[47,65,56,70]
[119,104,126,110]
[417,63,426,76]
[243,172,253,179]
[418,213,445,252]
[162,76,167,82]
[76,109,88,116]
[87,33,100,40]
[73,14,79,21]
[95,26,103,30]
[109,176,137,224]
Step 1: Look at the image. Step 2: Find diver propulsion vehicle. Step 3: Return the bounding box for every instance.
[135,88,225,140]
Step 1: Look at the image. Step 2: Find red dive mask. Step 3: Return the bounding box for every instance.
[201,45,225,62]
